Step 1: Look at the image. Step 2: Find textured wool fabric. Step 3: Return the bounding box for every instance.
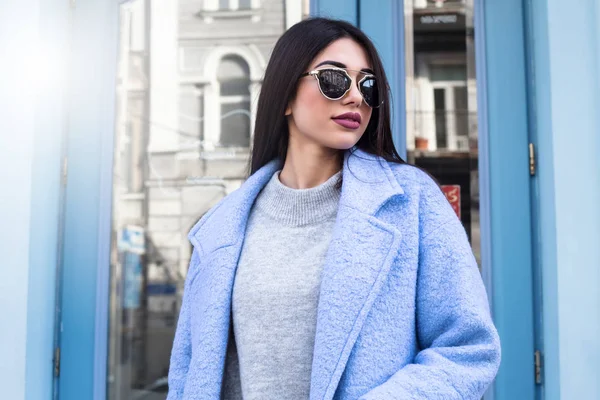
[221,169,341,399]
[167,147,501,400]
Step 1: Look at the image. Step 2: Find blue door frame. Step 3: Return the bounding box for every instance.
[57,0,119,399]
[477,0,536,398]
[57,1,537,399]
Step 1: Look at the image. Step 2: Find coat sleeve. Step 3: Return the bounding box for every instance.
[359,179,501,400]
[167,248,201,400]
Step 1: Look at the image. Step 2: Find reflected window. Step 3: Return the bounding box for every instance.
[428,64,468,151]
[218,0,254,10]
[108,1,309,399]
[414,0,466,9]
[218,55,251,148]
[405,0,481,266]
[239,0,253,9]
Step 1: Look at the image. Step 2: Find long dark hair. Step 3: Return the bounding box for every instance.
[249,17,405,175]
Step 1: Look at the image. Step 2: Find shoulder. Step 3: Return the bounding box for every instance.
[386,161,457,232]
[386,161,444,201]
[186,188,240,248]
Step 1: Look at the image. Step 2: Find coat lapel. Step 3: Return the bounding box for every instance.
[186,158,281,395]
[309,149,405,400]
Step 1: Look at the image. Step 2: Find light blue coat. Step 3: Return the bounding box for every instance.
[167,148,501,400]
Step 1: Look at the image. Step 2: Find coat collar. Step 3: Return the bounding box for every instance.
[186,146,405,400]
[188,147,404,254]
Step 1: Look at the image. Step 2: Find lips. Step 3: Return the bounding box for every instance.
[332,112,362,130]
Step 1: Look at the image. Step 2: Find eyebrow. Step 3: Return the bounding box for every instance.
[313,60,374,74]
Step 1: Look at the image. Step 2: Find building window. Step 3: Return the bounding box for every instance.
[429,64,469,151]
[218,0,255,11]
[218,55,251,147]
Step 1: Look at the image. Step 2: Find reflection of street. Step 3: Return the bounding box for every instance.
[108,1,309,398]
[405,0,481,270]
[109,0,482,397]
[471,208,481,267]
[144,311,176,381]
[131,376,169,400]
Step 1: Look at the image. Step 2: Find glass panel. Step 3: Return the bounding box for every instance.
[108,1,311,399]
[430,64,466,81]
[239,0,253,10]
[405,0,481,266]
[220,101,251,147]
[454,86,469,150]
[219,56,251,97]
[219,56,251,82]
[433,88,447,149]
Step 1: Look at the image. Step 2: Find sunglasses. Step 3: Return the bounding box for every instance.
[300,67,382,108]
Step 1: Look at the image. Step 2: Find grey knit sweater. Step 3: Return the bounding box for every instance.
[221,169,342,400]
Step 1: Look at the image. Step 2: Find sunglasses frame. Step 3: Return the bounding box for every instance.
[300,66,383,108]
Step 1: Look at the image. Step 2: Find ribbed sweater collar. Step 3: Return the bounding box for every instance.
[254,170,342,227]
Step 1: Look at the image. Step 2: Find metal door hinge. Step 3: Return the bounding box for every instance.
[534,350,543,384]
[529,143,536,176]
[61,157,68,186]
[54,347,61,377]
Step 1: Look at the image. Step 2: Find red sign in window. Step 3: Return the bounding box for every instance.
[441,185,461,219]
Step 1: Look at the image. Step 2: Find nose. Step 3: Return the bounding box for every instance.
[341,77,363,107]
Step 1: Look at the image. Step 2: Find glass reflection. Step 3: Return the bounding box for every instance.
[108,1,310,398]
[404,0,481,265]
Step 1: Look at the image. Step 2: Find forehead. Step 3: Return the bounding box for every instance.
[310,38,372,70]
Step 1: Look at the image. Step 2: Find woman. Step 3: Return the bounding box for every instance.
[167,17,500,400]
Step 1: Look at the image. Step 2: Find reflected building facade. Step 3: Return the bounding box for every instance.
[110,1,308,397]
[404,0,481,264]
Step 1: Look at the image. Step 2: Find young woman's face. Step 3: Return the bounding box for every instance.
[285,38,374,152]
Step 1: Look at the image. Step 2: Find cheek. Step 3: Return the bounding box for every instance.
[364,108,373,127]
[293,82,331,120]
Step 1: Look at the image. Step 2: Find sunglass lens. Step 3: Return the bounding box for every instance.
[360,77,379,107]
[318,70,350,99]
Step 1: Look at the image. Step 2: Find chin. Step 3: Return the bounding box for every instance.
[316,136,358,151]
[301,129,364,152]
[329,142,357,151]
[326,132,364,150]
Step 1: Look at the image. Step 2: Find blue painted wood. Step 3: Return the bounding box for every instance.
[528,0,600,398]
[93,21,118,400]
[58,0,119,398]
[312,0,358,25]
[359,0,406,158]
[473,1,494,399]
[23,1,70,398]
[0,1,60,398]
[522,0,547,398]
[481,0,535,399]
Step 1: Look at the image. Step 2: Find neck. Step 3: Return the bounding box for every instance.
[279,138,343,190]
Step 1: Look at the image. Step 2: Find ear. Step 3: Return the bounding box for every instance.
[285,93,296,116]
